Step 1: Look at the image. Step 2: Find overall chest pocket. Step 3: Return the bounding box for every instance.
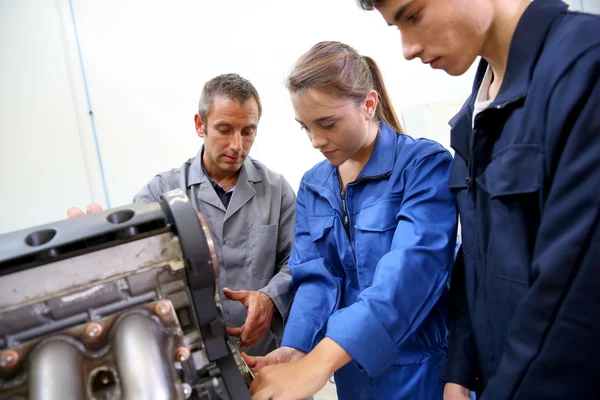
[307,215,337,264]
[247,224,279,280]
[475,145,542,287]
[354,198,400,288]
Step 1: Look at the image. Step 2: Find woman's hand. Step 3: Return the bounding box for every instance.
[241,346,306,374]
[250,356,330,400]
[249,337,352,400]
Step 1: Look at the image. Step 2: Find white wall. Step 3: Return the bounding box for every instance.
[68,0,478,209]
[565,0,600,13]
[1,0,598,234]
[0,0,100,234]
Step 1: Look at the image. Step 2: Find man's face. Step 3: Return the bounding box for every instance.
[376,0,493,76]
[195,95,259,175]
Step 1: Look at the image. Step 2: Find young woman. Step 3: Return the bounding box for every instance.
[245,41,457,400]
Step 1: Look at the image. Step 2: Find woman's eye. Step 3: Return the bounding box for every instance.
[321,123,335,130]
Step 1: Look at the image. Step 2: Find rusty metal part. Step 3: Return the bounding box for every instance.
[0,350,18,369]
[175,347,191,362]
[84,322,103,340]
[0,302,187,399]
[154,300,171,317]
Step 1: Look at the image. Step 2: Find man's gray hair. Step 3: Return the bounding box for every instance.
[198,73,262,124]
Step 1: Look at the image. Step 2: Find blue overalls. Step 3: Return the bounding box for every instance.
[282,122,458,399]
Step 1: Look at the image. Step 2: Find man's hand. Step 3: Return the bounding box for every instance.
[67,203,103,218]
[444,383,471,400]
[223,288,275,347]
[241,346,306,374]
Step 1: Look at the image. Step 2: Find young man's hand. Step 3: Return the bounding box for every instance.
[444,383,471,400]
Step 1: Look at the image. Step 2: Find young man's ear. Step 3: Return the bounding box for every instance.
[194,114,206,138]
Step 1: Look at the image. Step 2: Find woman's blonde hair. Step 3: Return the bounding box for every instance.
[287,41,403,133]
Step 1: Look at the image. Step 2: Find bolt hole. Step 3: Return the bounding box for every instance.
[25,229,57,247]
[89,367,120,399]
[106,209,135,224]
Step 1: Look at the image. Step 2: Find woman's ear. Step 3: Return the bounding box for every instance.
[364,89,379,118]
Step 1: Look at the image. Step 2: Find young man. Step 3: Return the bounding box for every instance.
[68,74,297,358]
[358,0,600,398]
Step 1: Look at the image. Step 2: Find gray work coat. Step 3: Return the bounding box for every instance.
[133,149,296,356]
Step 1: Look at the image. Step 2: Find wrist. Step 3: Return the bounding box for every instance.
[307,337,352,376]
[283,346,307,360]
[258,291,276,312]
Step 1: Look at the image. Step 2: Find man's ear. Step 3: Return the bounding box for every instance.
[194,114,206,138]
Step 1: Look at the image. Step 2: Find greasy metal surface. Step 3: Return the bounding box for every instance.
[28,339,86,400]
[0,203,167,264]
[113,313,175,400]
[196,213,220,279]
[0,233,183,313]
[0,196,251,399]
[0,300,186,400]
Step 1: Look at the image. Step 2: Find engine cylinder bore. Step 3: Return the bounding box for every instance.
[28,339,85,400]
[113,313,175,399]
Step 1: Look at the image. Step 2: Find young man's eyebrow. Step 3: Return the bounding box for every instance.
[387,0,416,26]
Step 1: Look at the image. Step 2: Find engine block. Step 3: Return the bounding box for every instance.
[0,189,252,399]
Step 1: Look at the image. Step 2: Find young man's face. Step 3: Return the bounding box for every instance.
[376,0,493,76]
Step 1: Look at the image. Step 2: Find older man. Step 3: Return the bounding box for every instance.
[69,73,296,357]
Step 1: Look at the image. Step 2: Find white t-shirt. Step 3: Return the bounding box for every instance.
[473,65,494,127]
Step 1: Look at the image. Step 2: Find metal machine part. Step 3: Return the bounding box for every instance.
[0,189,252,399]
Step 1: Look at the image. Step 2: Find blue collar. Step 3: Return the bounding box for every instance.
[314,121,397,188]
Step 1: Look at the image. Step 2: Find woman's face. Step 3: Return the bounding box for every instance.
[291,88,377,167]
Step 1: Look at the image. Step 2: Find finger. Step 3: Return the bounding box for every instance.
[254,353,280,371]
[246,354,270,373]
[86,203,103,213]
[240,334,261,348]
[241,352,258,368]
[249,374,261,395]
[250,387,273,400]
[240,327,266,347]
[223,288,249,304]
[227,326,244,337]
[67,207,84,219]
